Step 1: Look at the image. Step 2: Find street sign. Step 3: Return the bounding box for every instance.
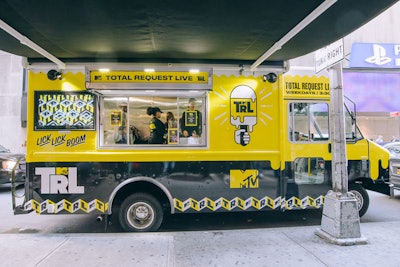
[390,111,400,117]
[315,39,344,73]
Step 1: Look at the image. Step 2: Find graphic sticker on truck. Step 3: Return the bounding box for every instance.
[174,195,324,212]
[25,199,108,214]
[230,85,257,146]
[36,167,85,194]
[230,169,259,188]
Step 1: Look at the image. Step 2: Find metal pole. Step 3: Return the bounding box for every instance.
[315,62,367,245]
[329,63,347,194]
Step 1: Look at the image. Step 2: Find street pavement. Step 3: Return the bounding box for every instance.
[1,220,399,267]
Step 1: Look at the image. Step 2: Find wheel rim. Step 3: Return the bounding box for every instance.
[350,190,363,211]
[126,201,154,230]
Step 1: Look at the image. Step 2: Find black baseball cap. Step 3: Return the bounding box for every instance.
[153,107,163,113]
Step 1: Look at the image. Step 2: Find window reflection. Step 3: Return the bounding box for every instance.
[294,157,325,184]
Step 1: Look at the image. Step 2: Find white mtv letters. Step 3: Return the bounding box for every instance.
[36,167,85,194]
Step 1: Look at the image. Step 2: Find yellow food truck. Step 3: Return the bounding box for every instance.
[13,64,390,232]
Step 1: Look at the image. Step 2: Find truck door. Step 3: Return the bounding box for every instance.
[282,101,331,210]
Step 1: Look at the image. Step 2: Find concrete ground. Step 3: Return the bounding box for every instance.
[1,221,399,267]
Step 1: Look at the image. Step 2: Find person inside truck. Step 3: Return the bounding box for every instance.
[147,106,166,144]
[165,112,178,132]
[180,98,202,138]
[115,126,127,144]
[114,103,128,144]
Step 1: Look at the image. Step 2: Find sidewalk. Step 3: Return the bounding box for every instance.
[1,221,399,267]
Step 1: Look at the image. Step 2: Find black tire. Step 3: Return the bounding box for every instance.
[349,184,369,217]
[118,193,163,232]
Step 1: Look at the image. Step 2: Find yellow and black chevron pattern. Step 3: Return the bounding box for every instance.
[38,93,94,128]
[25,199,108,214]
[25,195,324,214]
[174,195,324,212]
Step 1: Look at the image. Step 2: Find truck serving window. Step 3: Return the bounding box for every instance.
[289,102,329,142]
[100,94,206,146]
[34,92,95,130]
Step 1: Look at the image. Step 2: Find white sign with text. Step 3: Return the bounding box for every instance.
[315,39,344,73]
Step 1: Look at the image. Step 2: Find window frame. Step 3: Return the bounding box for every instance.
[288,101,330,143]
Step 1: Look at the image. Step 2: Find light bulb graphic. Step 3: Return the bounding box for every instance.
[230,85,257,146]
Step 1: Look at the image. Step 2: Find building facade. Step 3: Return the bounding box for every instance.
[0,50,26,153]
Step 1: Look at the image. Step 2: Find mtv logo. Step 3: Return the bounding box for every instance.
[230,169,259,188]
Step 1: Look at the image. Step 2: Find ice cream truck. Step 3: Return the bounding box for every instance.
[12,63,390,232]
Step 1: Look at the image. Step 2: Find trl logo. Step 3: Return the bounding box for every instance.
[230,85,257,146]
[36,167,84,194]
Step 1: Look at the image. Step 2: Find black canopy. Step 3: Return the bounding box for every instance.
[0,0,398,66]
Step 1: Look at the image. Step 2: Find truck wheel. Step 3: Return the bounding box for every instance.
[349,184,369,217]
[118,193,163,232]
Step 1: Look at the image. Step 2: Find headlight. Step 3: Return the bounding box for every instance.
[2,160,17,171]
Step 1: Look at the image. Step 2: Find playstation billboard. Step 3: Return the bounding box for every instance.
[350,43,400,68]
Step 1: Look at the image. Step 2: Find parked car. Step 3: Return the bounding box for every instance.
[0,145,25,188]
[383,142,400,159]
